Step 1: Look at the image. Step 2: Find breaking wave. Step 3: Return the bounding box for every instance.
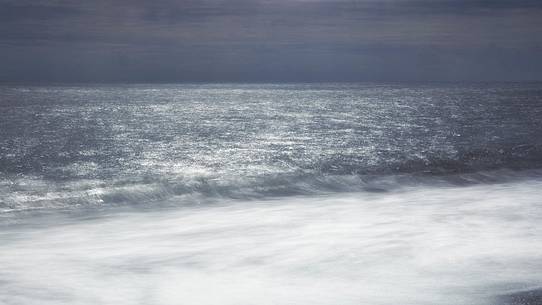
[2,167,542,214]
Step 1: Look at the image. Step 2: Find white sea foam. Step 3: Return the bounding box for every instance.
[1,180,542,305]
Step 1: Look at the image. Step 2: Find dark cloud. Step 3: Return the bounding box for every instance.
[1,0,541,82]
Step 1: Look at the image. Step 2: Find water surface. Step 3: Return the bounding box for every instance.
[1,83,542,304]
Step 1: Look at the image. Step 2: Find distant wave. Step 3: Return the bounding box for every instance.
[2,166,542,214]
[2,143,542,213]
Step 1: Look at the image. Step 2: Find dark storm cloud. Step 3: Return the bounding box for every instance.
[1,0,542,82]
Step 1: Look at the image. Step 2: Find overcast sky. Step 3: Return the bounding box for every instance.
[1,0,542,82]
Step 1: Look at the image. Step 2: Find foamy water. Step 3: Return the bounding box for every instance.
[2,180,542,305]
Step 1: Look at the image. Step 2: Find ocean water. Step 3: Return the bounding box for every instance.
[1,83,542,305]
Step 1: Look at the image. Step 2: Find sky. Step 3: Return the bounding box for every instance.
[1,0,542,82]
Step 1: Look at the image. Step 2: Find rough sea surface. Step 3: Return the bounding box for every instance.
[1,83,542,305]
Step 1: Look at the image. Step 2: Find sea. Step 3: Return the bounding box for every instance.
[1,83,542,305]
